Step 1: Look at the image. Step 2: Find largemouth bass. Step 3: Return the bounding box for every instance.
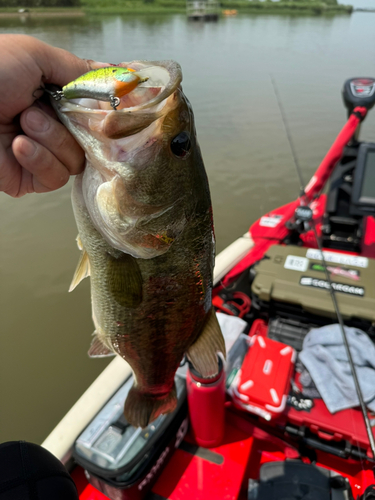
[51,61,225,428]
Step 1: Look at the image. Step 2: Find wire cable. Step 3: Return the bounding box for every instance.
[271,76,305,194]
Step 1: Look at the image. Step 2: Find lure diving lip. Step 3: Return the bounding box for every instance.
[48,66,149,110]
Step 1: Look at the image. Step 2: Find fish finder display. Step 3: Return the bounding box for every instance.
[351,143,375,215]
[361,151,375,199]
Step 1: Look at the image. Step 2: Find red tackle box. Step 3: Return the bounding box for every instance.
[232,335,296,421]
[249,318,268,338]
[284,374,375,459]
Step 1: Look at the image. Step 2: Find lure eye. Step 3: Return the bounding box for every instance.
[170,132,191,158]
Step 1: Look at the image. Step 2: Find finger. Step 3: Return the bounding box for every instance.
[20,106,85,176]
[33,98,60,120]
[0,142,23,196]
[34,38,110,87]
[12,135,70,194]
[0,35,109,95]
[0,35,110,124]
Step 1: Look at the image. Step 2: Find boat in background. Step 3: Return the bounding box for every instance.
[42,77,375,500]
[186,0,219,21]
[222,9,238,16]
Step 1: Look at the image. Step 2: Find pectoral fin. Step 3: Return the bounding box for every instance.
[88,333,115,358]
[76,235,83,251]
[107,253,143,308]
[69,249,91,292]
[187,308,226,378]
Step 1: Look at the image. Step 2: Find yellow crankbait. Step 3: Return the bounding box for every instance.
[50,66,148,110]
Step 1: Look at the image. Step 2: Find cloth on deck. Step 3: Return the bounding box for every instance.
[299,324,375,414]
[297,360,321,400]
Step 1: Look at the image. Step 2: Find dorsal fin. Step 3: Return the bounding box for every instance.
[69,250,91,292]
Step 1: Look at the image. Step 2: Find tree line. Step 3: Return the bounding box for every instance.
[0,0,80,7]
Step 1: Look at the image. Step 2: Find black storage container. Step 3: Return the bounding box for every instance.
[73,374,188,500]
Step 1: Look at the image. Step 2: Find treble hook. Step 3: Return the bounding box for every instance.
[43,88,64,101]
[32,85,64,101]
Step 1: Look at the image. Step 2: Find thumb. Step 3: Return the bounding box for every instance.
[33,37,109,87]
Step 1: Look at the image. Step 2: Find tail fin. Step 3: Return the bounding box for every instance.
[124,384,178,428]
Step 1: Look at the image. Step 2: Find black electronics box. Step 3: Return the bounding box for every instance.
[73,374,188,500]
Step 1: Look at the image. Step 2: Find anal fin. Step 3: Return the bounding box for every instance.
[88,333,115,358]
[187,308,226,378]
[69,249,90,292]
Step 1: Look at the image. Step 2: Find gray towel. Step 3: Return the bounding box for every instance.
[299,324,375,414]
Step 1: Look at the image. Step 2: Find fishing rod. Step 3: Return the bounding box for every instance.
[270,77,375,468]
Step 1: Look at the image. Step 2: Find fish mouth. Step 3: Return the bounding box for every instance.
[52,60,183,140]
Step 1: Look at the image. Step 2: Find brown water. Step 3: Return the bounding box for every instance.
[1,6,375,444]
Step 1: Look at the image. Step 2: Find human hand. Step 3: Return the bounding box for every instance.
[0,34,104,197]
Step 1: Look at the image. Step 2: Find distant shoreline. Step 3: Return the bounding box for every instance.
[0,8,85,17]
[0,3,353,18]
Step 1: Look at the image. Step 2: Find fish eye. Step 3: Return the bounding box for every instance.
[170,132,191,158]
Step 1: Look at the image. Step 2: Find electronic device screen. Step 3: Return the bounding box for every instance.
[361,151,375,200]
[351,142,375,215]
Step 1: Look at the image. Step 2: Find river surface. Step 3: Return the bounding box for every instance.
[1,3,375,444]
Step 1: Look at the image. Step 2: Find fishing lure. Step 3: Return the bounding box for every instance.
[49,66,148,110]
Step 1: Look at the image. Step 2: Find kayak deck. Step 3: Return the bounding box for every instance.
[72,409,373,499]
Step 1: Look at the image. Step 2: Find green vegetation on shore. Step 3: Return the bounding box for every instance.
[81,0,186,14]
[0,0,79,6]
[0,0,353,15]
[221,0,352,13]
[81,0,352,14]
